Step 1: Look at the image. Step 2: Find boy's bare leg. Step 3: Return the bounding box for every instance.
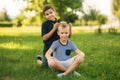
[64,56,84,75]
[49,59,67,71]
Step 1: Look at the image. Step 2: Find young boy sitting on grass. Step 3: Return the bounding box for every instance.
[45,21,85,78]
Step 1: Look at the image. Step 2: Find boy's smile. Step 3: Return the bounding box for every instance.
[58,26,70,43]
[44,9,56,21]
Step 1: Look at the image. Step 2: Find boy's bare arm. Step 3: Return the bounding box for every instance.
[45,48,54,60]
[75,49,85,57]
[42,22,59,41]
[75,49,85,63]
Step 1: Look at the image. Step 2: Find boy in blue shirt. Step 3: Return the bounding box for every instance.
[45,21,85,77]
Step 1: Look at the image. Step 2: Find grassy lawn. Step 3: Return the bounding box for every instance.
[0,27,120,80]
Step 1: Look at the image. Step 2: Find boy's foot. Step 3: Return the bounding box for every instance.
[73,71,81,76]
[37,55,42,65]
[57,73,65,78]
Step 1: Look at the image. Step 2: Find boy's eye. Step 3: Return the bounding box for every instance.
[45,13,49,16]
[61,32,68,34]
[65,32,68,34]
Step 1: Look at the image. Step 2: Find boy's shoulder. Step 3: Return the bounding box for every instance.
[51,40,60,46]
[43,19,58,24]
[68,40,75,45]
[42,20,49,24]
[42,20,53,26]
[53,40,59,43]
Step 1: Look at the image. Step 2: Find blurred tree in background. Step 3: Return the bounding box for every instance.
[80,7,108,34]
[0,9,13,27]
[49,0,83,22]
[0,9,11,21]
[15,0,46,26]
[0,0,114,27]
[112,0,120,24]
[15,0,84,26]
[80,6,107,26]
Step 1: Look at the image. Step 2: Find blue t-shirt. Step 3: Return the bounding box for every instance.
[50,40,77,61]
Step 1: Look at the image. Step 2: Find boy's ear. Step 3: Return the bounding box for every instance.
[68,23,72,38]
[57,30,59,35]
[69,29,71,38]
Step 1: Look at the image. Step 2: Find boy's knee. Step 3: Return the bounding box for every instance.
[48,60,56,68]
[48,62,54,67]
[75,56,84,64]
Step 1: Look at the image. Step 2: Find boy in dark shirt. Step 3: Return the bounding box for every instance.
[37,4,59,66]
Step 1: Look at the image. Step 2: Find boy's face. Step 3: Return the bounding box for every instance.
[44,9,56,21]
[57,27,70,41]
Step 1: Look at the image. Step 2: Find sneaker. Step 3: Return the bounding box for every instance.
[73,71,81,76]
[37,55,42,60]
[37,55,42,65]
[57,73,65,78]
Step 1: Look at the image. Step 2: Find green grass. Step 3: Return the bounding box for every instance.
[0,27,120,80]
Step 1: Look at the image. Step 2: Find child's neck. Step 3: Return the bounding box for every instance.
[60,39,68,45]
[48,18,56,21]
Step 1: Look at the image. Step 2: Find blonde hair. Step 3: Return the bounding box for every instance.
[58,21,72,38]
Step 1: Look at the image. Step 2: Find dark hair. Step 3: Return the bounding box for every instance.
[42,4,55,15]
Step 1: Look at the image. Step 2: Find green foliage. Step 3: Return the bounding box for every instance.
[64,12,78,23]
[0,10,11,22]
[14,15,23,27]
[97,14,108,25]
[47,0,84,20]
[108,27,117,34]
[15,0,46,26]
[81,8,108,26]
[112,0,120,22]
[0,27,120,80]
[0,22,13,27]
[14,0,84,26]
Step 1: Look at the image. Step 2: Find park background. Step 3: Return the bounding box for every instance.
[0,0,120,80]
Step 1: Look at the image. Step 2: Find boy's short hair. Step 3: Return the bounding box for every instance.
[59,21,69,28]
[42,4,55,15]
[58,21,72,38]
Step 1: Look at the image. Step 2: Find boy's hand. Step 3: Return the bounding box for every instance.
[53,22,59,30]
[76,53,84,63]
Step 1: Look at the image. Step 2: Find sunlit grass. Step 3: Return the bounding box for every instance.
[0,26,120,35]
[0,42,31,49]
[0,26,120,80]
[0,27,41,36]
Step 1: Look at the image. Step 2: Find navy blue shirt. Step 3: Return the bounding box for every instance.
[41,19,59,55]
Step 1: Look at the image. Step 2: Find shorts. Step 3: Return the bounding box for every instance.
[48,56,76,70]
[58,56,76,68]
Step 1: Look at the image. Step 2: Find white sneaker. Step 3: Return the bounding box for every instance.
[73,71,81,76]
[57,73,65,78]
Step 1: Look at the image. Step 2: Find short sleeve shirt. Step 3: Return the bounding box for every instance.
[50,40,77,61]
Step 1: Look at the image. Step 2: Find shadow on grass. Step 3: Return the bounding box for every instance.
[0,47,85,80]
[0,47,50,80]
[0,35,42,44]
